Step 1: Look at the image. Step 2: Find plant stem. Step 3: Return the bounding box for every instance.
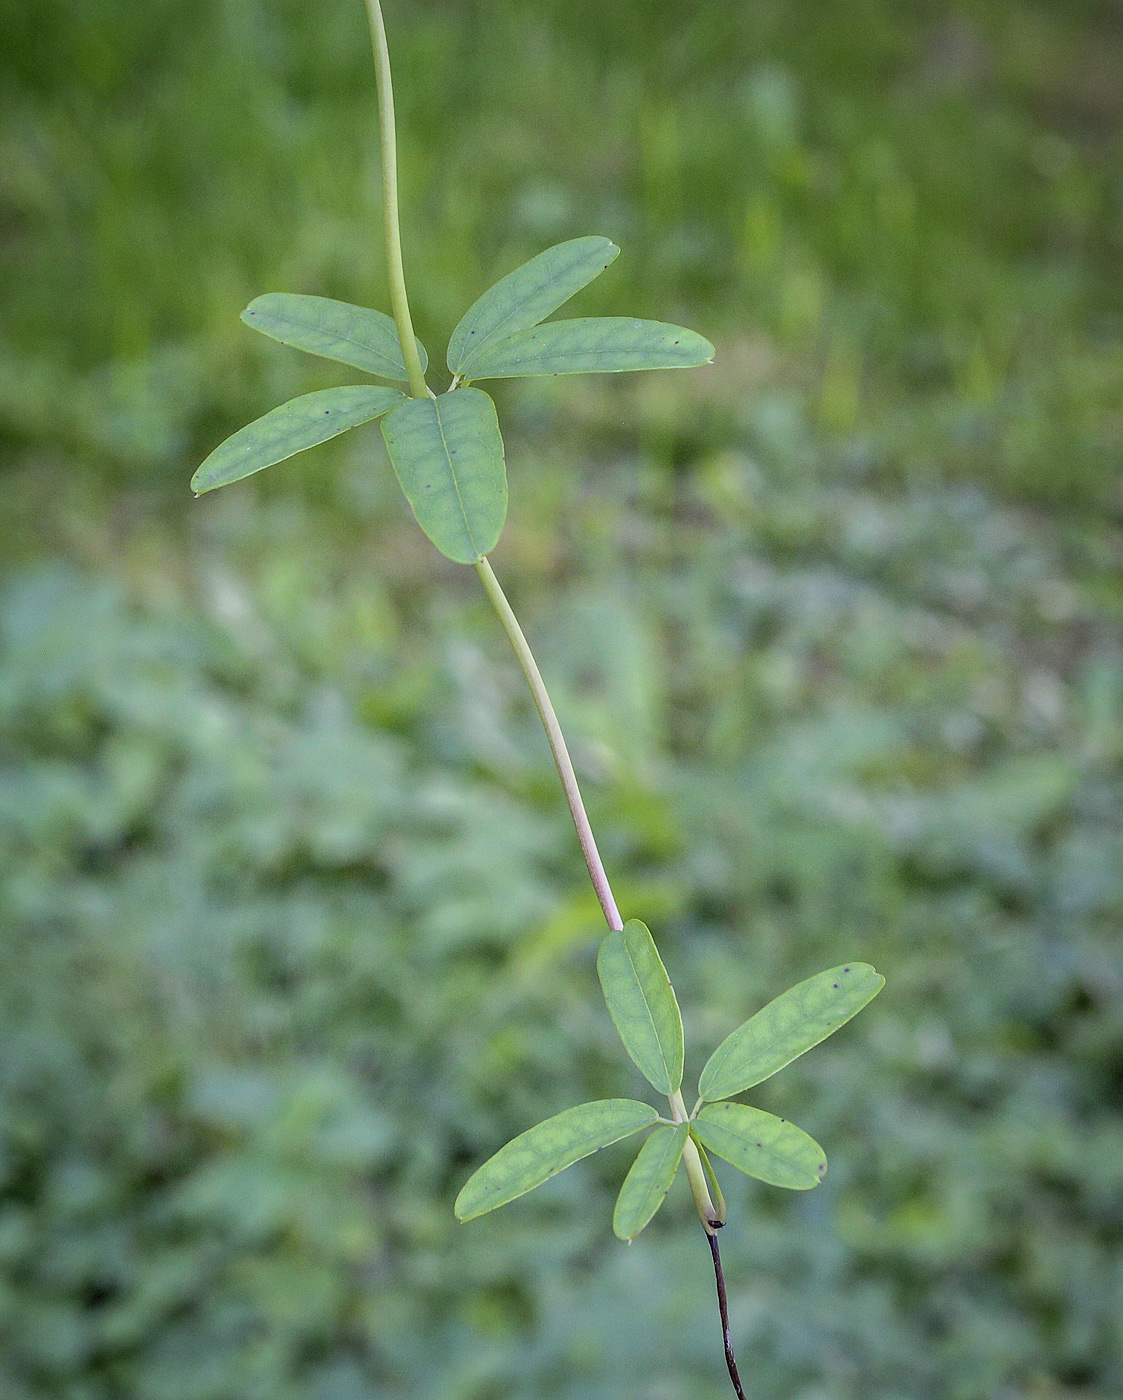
[708,1232,747,1400]
[363,0,429,399]
[475,557,624,933]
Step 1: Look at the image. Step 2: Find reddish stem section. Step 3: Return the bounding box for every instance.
[707,1230,746,1400]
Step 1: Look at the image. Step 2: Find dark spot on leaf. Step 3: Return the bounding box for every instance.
[833,983,839,989]
[844,967,851,973]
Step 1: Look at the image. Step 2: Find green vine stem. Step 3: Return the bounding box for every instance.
[476,557,624,933]
[364,0,624,938]
[358,12,743,1391]
[363,0,429,398]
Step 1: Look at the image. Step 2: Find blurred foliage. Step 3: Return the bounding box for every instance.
[4,0,1123,512]
[1,0,1122,1398]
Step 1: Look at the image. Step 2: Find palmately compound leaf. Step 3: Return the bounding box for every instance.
[242,293,428,381]
[448,236,619,377]
[597,920,684,1096]
[691,1102,826,1191]
[613,1122,688,1242]
[454,1099,660,1222]
[191,385,404,494]
[380,388,506,564]
[698,963,884,1103]
[460,317,714,381]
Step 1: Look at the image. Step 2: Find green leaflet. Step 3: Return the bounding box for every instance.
[691,1102,826,1191]
[454,1099,660,1222]
[698,963,885,1102]
[597,920,684,1096]
[380,388,507,564]
[242,293,428,381]
[447,236,619,377]
[191,385,404,494]
[460,317,714,381]
[613,1123,688,1242]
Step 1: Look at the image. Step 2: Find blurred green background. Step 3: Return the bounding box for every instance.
[2,0,1122,1396]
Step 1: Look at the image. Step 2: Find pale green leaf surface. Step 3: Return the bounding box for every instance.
[380,388,506,564]
[613,1123,688,1241]
[191,385,404,494]
[597,920,684,1095]
[448,237,619,376]
[454,1099,660,1222]
[461,318,715,380]
[698,963,884,1102]
[242,294,427,380]
[692,1102,826,1190]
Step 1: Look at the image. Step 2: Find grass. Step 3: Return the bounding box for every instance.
[3,0,1122,513]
